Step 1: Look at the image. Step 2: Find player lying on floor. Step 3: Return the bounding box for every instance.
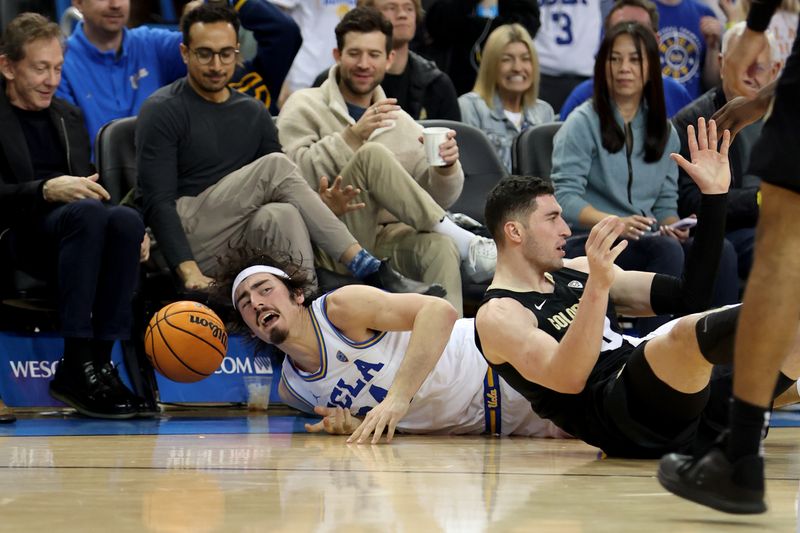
[473,118,800,458]
[218,250,569,443]
[219,249,800,445]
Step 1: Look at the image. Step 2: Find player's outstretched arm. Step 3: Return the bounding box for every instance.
[610,118,731,317]
[324,286,458,444]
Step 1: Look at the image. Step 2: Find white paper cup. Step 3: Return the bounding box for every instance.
[244,375,272,411]
[422,127,450,167]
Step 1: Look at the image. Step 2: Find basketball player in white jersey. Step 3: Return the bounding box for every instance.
[220,254,568,443]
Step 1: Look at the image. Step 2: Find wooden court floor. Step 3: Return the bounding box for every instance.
[1,413,800,532]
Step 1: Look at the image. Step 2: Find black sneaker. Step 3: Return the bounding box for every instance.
[0,411,15,424]
[49,360,137,419]
[364,260,447,298]
[96,363,159,418]
[658,447,766,514]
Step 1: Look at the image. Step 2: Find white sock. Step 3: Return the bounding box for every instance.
[432,216,474,259]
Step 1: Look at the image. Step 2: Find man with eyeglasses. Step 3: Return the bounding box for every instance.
[58,0,301,150]
[672,21,782,285]
[136,4,443,297]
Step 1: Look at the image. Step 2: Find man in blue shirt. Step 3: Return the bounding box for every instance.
[57,0,186,146]
[58,0,301,147]
[559,0,692,120]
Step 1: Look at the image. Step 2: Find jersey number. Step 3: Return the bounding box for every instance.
[601,317,623,351]
[552,12,573,45]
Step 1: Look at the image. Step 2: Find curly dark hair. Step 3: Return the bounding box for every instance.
[212,248,319,350]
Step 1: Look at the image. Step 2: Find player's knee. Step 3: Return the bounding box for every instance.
[694,306,740,365]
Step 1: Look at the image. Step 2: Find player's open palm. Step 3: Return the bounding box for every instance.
[347,394,410,444]
[671,117,731,195]
[585,216,627,290]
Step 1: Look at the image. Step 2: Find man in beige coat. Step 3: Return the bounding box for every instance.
[278,6,495,315]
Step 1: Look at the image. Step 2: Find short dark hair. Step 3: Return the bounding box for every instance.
[335,6,393,55]
[605,0,659,33]
[593,22,668,163]
[180,3,240,48]
[485,176,555,243]
[1,12,61,62]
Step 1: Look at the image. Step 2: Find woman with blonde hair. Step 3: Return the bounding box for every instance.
[458,23,555,171]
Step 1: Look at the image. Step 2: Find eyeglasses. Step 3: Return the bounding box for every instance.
[190,47,239,65]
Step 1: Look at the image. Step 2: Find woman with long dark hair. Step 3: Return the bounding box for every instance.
[551,22,736,333]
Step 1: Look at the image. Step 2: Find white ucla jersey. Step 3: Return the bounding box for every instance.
[281,295,564,436]
[534,0,603,77]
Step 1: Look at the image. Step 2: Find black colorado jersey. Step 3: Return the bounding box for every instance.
[475,268,643,451]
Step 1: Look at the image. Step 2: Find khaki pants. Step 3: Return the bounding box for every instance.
[176,153,356,285]
[315,143,463,314]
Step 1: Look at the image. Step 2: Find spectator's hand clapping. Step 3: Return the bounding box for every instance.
[43,173,110,203]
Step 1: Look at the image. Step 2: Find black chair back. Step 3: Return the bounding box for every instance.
[419,119,508,224]
[95,116,138,204]
[512,122,563,179]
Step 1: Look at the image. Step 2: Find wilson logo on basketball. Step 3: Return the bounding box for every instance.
[189,314,229,348]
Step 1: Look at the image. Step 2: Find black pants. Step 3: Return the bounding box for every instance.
[7,200,144,340]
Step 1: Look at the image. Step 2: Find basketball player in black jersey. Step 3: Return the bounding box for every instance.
[474,119,800,467]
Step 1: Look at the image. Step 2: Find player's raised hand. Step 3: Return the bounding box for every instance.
[305,405,361,435]
[585,216,627,290]
[671,117,731,195]
[346,393,410,444]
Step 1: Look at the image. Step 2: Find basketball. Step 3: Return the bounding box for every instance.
[144,301,228,383]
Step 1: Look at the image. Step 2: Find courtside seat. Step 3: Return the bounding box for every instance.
[512,121,563,179]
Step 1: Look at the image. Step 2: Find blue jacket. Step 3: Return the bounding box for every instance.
[458,92,555,171]
[559,75,692,121]
[57,23,186,147]
[551,100,680,228]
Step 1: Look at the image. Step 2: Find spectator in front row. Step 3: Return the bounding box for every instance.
[673,22,782,282]
[459,23,555,172]
[0,13,148,419]
[187,0,303,115]
[279,7,498,316]
[559,0,692,121]
[419,0,541,96]
[311,0,461,121]
[57,0,185,150]
[136,5,441,297]
[552,22,687,334]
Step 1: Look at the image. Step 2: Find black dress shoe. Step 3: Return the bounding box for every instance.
[364,261,447,298]
[0,412,15,424]
[658,447,766,514]
[49,360,137,419]
[96,363,160,417]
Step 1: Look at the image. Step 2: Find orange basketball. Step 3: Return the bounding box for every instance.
[144,301,228,383]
